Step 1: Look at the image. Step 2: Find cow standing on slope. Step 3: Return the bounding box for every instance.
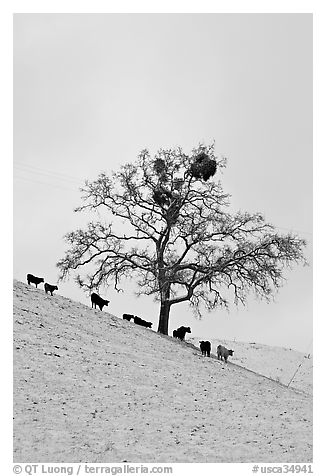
[91,293,110,311]
[199,340,211,357]
[123,314,134,321]
[217,345,234,362]
[134,316,153,328]
[44,283,58,296]
[173,326,191,341]
[27,274,44,288]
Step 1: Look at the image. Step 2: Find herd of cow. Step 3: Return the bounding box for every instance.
[27,273,58,295]
[123,313,152,328]
[26,273,234,362]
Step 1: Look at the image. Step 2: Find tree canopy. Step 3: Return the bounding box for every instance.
[57,144,307,334]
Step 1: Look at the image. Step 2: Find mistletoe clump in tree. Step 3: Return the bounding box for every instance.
[57,144,306,335]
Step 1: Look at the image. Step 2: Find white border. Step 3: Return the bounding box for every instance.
[4,2,323,474]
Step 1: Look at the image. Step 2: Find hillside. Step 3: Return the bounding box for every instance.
[13,280,313,463]
[188,338,312,395]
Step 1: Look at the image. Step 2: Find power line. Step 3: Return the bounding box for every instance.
[14,174,78,193]
[14,162,84,185]
[13,161,86,192]
[14,168,81,188]
[14,161,83,180]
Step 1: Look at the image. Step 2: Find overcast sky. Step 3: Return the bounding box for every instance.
[13,13,312,352]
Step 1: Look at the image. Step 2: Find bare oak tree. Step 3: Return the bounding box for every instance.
[57,144,307,335]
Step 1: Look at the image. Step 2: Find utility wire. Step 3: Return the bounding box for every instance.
[14,174,77,193]
[14,161,82,180]
[14,162,83,185]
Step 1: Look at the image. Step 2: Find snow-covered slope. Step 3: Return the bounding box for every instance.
[13,280,312,463]
[188,338,312,395]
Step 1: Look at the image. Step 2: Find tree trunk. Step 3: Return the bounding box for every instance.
[157,300,171,335]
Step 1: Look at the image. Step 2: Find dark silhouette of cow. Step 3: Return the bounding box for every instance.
[27,274,44,288]
[91,292,110,311]
[199,340,211,357]
[134,316,152,328]
[123,314,134,321]
[173,326,191,341]
[44,283,58,296]
[217,344,234,362]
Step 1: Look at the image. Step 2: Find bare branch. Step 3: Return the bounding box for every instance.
[57,143,307,335]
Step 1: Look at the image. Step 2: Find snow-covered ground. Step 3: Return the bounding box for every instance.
[13,280,313,463]
[188,338,312,395]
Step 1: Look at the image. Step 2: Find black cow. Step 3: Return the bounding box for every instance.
[173,326,191,341]
[27,274,44,288]
[199,340,211,357]
[91,292,110,311]
[134,316,152,328]
[44,283,58,296]
[123,314,134,321]
[217,344,234,362]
